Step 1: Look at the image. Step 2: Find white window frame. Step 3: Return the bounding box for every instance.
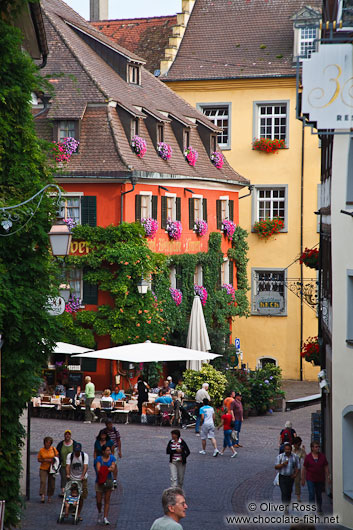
[194,264,203,285]
[251,185,288,232]
[337,0,353,30]
[251,268,287,316]
[170,267,176,289]
[219,195,230,222]
[59,192,83,225]
[58,120,76,141]
[253,101,289,147]
[128,64,140,85]
[221,258,229,285]
[298,26,318,60]
[139,191,152,219]
[68,268,83,303]
[165,193,177,221]
[197,102,231,149]
[192,194,204,224]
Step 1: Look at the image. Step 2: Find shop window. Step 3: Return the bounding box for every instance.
[252,268,286,316]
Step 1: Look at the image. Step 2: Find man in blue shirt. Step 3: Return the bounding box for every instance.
[155,390,173,404]
[198,398,220,457]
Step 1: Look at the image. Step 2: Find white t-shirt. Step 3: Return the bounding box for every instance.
[66,451,89,480]
[199,405,214,426]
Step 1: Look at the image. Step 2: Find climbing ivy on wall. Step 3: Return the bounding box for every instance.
[228,225,250,317]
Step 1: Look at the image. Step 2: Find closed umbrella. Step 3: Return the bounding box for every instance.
[186,296,211,371]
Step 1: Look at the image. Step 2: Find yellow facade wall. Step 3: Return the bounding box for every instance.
[165,78,320,380]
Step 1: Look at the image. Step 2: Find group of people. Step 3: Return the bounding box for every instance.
[275,421,330,514]
[37,419,122,525]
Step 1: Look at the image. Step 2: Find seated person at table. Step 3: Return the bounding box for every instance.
[155,390,173,404]
[55,383,66,396]
[162,381,172,394]
[101,389,114,410]
[111,385,126,402]
[66,385,76,402]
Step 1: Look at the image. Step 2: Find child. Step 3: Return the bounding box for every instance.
[64,484,79,517]
[218,407,238,458]
[292,436,306,502]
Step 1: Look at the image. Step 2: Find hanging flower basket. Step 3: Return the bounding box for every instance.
[301,336,320,366]
[131,135,147,158]
[252,138,286,154]
[157,142,172,161]
[184,146,198,167]
[194,284,208,306]
[194,219,208,237]
[222,219,236,240]
[299,247,319,270]
[166,218,182,240]
[52,136,79,163]
[222,283,236,301]
[253,217,284,240]
[211,151,224,169]
[65,296,81,313]
[169,287,182,306]
[63,217,77,231]
[141,217,159,239]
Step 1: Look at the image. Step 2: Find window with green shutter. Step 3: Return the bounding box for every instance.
[216,200,222,229]
[161,196,167,229]
[229,260,234,285]
[152,196,158,219]
[189,198,195,229]
[135,195,142,222]
[176,264,183,290]
[82,279,98,305]
[203,198,208,222]
[229,200,234,221]
[81,196,97,227]
[176,197,181,221]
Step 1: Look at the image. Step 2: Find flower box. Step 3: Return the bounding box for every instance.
[194,284,207,306]
[222,219,236,240]
[184,146,198,166]
[157,142,172,161]
[52,136,79,163]
[211,151,224,169]
[252,138,286,153]
[131,135,147,158]
[169,287,182,306]
[194,219,208,237]
[253,217,284,240]
[222,283,236,301]
[166,219,182,240]
[63,217,76,231]
[299,247,319,270]
[141,217,158,239]
[301,336,320,366]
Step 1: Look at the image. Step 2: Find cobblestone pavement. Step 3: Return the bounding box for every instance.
[22,400,342,530]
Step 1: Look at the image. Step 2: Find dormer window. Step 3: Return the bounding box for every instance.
[291,7,321,61]
[184,129,190,150]
[131,118,139,139]
[59,120,75,140]
[158,124,164,143]
[299,27,318,59]
[128,64,140,85]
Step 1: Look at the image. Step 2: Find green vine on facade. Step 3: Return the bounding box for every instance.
[229,225,250,317]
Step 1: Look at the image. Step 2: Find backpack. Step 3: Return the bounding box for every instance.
[281,428,293,445]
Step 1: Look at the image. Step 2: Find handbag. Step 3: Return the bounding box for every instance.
[273,472,279,486]
[231,430,238,442]
[49,456,61,477]
[97,465,110,484]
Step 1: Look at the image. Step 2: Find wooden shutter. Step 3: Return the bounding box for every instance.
[135,195,142,222]
[81,196,96,226]
[189,198,195,229]
[82,279,98,305]
[216,266,222,289]
[176,197,181,221]
[176,264,182,290]
[229,260,234,286]
[203,198,208,222]
[152,195,158,220]
[161,196,167,229]
[229,200,234,221]
[216,200,222,229]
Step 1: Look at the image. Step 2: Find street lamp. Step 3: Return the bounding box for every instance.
[137,278,149,295]
[48,218,72,257]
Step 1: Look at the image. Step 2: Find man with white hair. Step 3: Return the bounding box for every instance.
[167,376,176,390]
[194,383,210,436]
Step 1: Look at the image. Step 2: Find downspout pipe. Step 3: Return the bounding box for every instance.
[300,120,305,382]
[120,176,136,224]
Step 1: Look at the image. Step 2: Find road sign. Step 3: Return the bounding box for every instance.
[235,338,240,349]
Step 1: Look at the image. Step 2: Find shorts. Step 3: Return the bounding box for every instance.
[201,424,215,440]
[81,478,88,500]
[95,479,113,493]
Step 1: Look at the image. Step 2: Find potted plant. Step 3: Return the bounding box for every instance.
[131,135,147,158]
[222,219,236,240]
[301,336,320,366]
[222,283,236,301]
[166,218,182,240]
[211,151,224,169]
[141,217,159,239]
[52,136,79,164]
[253,217,284,240]
[184,146,198,166]
[157,142,172,160]
[194,219,208,236]
[194,284,208,306]
[65,296,81,313]
[252,137,286,153]
[299,247,319,270]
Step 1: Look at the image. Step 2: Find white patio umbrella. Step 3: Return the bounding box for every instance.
[53,342,94,355]
[186,295,212,371]
[72,340,220,363]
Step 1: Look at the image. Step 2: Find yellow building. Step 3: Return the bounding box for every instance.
[162,0,322,380]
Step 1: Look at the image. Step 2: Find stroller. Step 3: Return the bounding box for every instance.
[180,403,197,429]
[57,480,82,525]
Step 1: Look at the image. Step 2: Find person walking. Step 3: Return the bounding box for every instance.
[66,443,89,522]
[95,445,117,525]
[279,420,297,453]
[223,390,235,411]
[230,392,243,448]
[302,441,330,514]
[292,436,306,502]
[195,383,210,436]
[37,436,59,503]
[166,429,190,489]
[56,429,77,497]
[217,407,238,458]
[137,375,149,416]
[199,398,219,457]
[101,419,121,488]
[84,376,96,424]
[150,487,188,530]
[275,442,299,513]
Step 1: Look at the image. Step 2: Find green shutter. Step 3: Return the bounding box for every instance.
[216,200,222,229]
[152,195,158,220]
[176,197,181,221]
[135,195,142,222]
[82,280,98,305]
[176,264,182,291]
[189,198,195,229]
[81,196,96,226]
[161,196,167,229]
[229,200,234,221]
[203,198,208,222]
[229,260,234,286]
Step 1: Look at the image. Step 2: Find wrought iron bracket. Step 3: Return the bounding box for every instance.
[284,278,318,311]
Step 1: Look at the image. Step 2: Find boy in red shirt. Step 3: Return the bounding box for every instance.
[218,407,238,458]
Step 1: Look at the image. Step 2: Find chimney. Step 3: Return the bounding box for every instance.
[90,0,108,21]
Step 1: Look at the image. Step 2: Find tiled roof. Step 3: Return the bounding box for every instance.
[91,16,177,74]
[163,0,322,81]
[37,0,248,185]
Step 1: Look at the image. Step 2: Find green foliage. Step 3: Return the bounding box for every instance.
[0,17,61,527]
[143,362,163,388]
[228,225,250,317]
[180,364,227,406]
